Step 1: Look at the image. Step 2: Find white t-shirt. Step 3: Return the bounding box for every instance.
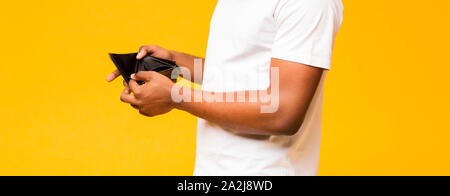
[194,0,343,176]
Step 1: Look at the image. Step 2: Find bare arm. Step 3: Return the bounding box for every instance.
[121,58,324,136]
[170,50,205,83]
[174,58,323,136]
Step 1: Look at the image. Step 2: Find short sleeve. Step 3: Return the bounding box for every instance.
[272,0,343,69]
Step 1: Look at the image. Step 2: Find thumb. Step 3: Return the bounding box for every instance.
[136,48,148,59]
[131,71,154,82]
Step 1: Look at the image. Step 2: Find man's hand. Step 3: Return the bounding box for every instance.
[120,71,175,117]
[106,45,174,82]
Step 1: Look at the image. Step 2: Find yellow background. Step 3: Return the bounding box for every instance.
[0,0,449,176]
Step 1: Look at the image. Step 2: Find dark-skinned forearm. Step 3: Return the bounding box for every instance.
[170,50,204,84]
[173,88,301,136]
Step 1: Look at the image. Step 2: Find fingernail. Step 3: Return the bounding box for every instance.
[130,74,135,79]
[106,74,113,81]
[137,52,142,58]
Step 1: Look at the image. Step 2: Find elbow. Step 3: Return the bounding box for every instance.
[273,118,304,136]
[262,111,305,136]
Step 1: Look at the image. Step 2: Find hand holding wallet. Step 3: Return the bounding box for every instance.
[109,53,179,83]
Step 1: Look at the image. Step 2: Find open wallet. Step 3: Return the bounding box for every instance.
[109,53,179,84]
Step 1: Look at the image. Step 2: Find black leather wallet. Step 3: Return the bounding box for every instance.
[109,53,179,83]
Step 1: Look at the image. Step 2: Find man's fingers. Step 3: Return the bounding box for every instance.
[136,48,147,59]
[106,70,121,82]
[123,80,128,87]
[122,87,131,96]
[137,45,155,59]
[128,79,141,95]
[131,71,155,82]
[120,88,140,105]
[128,71,156,95]
[130,104,139,110]
[125,86,131,94]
